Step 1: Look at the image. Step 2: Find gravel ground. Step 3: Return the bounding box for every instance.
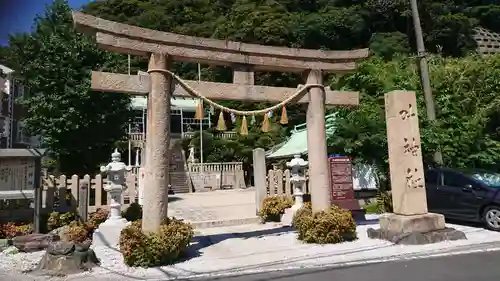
[1,222,500,281]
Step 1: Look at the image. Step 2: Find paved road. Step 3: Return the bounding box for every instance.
[186,250,500,281]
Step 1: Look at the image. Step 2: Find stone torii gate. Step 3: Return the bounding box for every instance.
[72,12,369,233]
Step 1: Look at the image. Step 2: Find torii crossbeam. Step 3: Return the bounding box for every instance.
[72,12,369,233]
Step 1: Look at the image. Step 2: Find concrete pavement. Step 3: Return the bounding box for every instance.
[187,250,500,281]
[169,189,260,228]
[4,223,500,281]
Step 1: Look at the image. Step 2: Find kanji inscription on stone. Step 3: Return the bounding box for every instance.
[405,167,424,189]
[403,137,420,156]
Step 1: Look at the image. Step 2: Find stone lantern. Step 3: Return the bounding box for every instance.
[281,154,308,226]
[287,155,308,210]
[92,149,132,247]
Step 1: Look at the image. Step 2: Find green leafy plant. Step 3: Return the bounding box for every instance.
[0,223,33,239]
[363,201,381,214]
[292,204,357,244]
[6,0,132,175]
[122,202,143,222]
[64,221,89,243]
[85,208,109,233]
[258,195,294,222]
[376,191,393,213]
[47,211,76,231]
[119,218,194,267]
[330,55,500,191]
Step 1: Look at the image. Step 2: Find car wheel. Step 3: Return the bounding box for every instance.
[483,206,500,231]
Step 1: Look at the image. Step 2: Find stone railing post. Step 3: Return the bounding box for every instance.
[252,148,267,215]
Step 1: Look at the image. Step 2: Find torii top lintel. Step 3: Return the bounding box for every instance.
[72,12,369,73]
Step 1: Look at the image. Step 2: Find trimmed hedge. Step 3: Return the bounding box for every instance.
[258,195,293,222]
[292,204,357,244]
[119,218,193,267]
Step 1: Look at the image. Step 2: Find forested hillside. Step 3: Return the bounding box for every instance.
[83,0,500,59]
[2,0,500,175]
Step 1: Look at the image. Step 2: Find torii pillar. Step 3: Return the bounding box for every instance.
[306,69,331,212]
[143,53,172,233]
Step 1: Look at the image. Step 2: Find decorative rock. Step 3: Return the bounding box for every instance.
[75,240,91,252]
[29,241,100,276]
[50,225,71,241]
[47,241,75,255]
[367,227,467,245]
[12,234,59,253]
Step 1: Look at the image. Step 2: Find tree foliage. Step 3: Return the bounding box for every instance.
[3,0,500,174]
[82,0,500,58]
[80,0,500,168]
[329,54,500,189]
[6,0,132,175]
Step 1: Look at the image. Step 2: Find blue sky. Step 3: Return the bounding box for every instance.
[0,0,94,45]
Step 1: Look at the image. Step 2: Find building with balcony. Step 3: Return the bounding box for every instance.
[127,90,239,193]
[0,64,39,149]
[126,95,215,166]
[127,88,237,167]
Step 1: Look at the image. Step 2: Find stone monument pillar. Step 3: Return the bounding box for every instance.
[281,155,308,226]
[367,91,466,244]
[92,149,132,247]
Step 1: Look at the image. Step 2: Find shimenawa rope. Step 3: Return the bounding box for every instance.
[147,68,325,116]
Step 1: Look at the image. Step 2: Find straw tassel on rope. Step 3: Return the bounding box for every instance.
[261,113,270,133]
[195,100,204,120]
[217,111,227,131]
[240,116,249,136]
[280,106,288,125]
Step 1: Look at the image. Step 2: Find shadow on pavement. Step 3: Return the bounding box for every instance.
[185,226,295,259]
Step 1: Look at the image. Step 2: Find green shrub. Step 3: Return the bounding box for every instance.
[47,212,76,231]
[292,204,357,244]
[64,221,89,243]
[130,219,142,229]
[85,208,109,233]
[119,217,194,267]
[376,191,393,213]
[0,222,33,238]
[122,202,143,221]
[259,195,293,222]
[363,201,380,214]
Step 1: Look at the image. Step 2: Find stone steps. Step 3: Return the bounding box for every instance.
[169,172,191,193]
[167,139,191,193]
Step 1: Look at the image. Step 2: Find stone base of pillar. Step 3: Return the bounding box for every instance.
[367,212,467,245]
[281,204,303,226]
[92,218,130,248]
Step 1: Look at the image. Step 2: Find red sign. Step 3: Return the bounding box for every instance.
[329,156,355,201]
